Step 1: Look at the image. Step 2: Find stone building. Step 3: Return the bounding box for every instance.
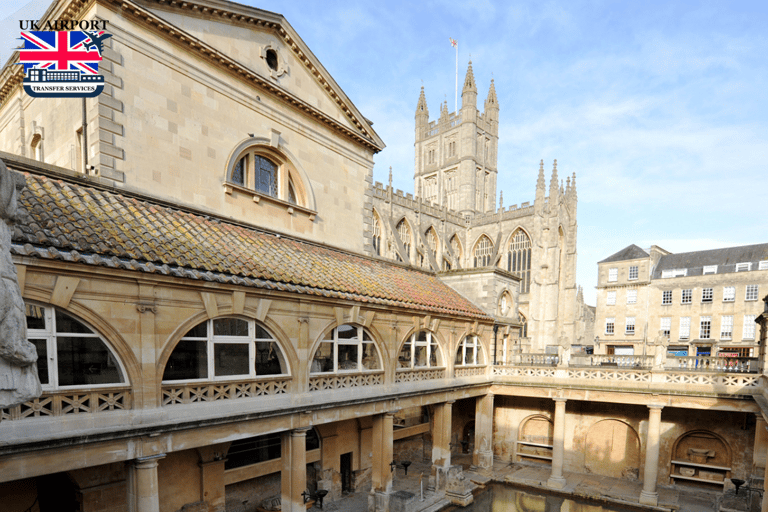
[368,63,585,353]
[595,243,768,360]
[0,2,767,512]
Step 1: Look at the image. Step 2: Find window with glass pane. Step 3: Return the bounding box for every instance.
[626,290,637,304]
[25,303,125,389]
[474,236,494,267]
[605,318,615,335]
[625,317,635,335]
[744,315,756,340]
[400,331,442,369]
[608,268,618,282]
[232,156,246,185]
[606,291,616,306]
[720,316,733,339]
[508,229,532,293]
[679,317,691,339]
[700,317,711,339]
[660,318,671,337]
[310,325,381,374]
[681,289,692,304]
[255,155,277,196]
[746,285,759,301]
[455,335,484,366]
[628,266,638,280]
[164,318,286,381]
[723,286,735,302]
[662,290,672,305]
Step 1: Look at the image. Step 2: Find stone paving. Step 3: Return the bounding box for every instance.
[313,456,729,512]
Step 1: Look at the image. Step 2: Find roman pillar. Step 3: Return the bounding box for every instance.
[754,415,767,476]
[547,398,567,489]
[473,393,494,469]
[432,400,454,468]
[639,405,664,506]
[282,428,310,512]
[132,454,165,512]
[371,411,395,493]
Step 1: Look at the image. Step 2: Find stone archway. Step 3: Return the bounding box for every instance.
[584,419,640,479]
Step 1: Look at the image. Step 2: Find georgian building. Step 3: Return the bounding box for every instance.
[595,243,768,360]
[0,2,766,512]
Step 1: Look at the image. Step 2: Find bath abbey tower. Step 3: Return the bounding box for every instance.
[368,62,586,353]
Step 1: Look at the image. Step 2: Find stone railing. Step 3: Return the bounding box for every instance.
[493,365,556,378]
[1,387,132,421]
[514,353,559,366]
[570,354,654,368]
[161,377,290,406]
[665,356,758,373]
[568,367,652,383]
[664,372,760,388]
[395,367,446,383]
[308,371,384,392]
[454,366,486,378]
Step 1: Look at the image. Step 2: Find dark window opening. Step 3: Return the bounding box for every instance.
[266,49,278,71]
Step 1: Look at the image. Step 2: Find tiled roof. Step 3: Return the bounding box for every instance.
[652,243,768,278]
[12,173,490,320]
[599,244,649,264]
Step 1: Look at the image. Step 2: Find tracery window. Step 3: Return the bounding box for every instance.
[396,219,412,261]
[455,335,485,366]
[398,331,442,368]
[163,318,287,381]
[426,227,438,260]
[25,304,126,388]
[473,235,494,267]
[310,324,381,373]
[508,229,532,293]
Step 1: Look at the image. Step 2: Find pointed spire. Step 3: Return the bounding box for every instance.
[388,166,393,187]
[571,172,577,194]
[440,100,449,120]
[499,191,504,210]
[566,176,571,194]
[535,159,546,207]
[416,86,428,115]
[463,60,477,92]
[549,159,559,200]
[485,79,498,109]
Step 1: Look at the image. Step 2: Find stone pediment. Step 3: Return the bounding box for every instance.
[135,0,383,150]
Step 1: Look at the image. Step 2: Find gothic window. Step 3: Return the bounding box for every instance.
[520,313,528,339]
[25,303,127,388]
[455,335,485,366]
[426,227,438,260]
[372,212,382,256]
[423,175,438,203]
[398,331,442,369]
[445,170,457,210]
[508,229,532,293]
[310,325,381,373]
[473,235,494,267]
[163,318,288,381]
[397,219,412,260]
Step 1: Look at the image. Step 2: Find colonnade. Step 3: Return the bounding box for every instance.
[125,394,675,511]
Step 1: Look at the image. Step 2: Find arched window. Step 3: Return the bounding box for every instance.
[455,335,485,366]
[228,145,305,205]
[372,212,382,256]
[426,227,438,259]
[396,219,412,261]
[520,313,528,339]
[163,318,287,381]
[311,324,381,373]
[398,331,442,368]
[508,229,532,293]
[25,304,126,388]
[473,235,494,267]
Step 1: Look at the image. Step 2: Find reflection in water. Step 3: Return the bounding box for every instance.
[442,483,637,512]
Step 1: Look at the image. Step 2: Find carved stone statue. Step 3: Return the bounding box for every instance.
[557,331,570,367]
[0,158,41,409]
[652,331,669,370]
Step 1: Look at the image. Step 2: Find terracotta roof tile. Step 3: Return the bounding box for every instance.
[13,173,490,320]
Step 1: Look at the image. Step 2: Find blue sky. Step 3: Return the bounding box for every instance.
[3,1,767,305]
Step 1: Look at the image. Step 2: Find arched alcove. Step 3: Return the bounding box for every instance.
[584,419,640,479]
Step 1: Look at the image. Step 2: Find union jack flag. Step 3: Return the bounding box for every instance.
[449,37,458,48]
[18,31,103,75]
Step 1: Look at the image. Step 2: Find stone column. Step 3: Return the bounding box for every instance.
[371,412,395,493]
[369,412,395,512]
[282,428,310,512]
[547,398,567,489]
[132,454,165,512]
[639,405,664,506]
[432,400,454,468]
[473,393,494,469]
[763,457,768,512]
[754,415,768,477]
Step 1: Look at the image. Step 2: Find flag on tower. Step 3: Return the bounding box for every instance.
[449,37,458,48]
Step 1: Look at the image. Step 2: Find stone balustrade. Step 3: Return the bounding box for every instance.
[161,377,290,406]
[665,356,758,373]
[1,387,132,420]
[570,354,654,368]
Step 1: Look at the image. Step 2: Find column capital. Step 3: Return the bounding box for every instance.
[647,404,664,411]
[135,453,166,468]
[553,397,567,403]
[291,427,312,437]
[445,399,456,405]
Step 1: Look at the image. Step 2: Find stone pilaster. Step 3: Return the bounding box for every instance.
[473,393,494,469]
[282,428,310,512]
[547,398,567,489]
[131,454,165,512]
